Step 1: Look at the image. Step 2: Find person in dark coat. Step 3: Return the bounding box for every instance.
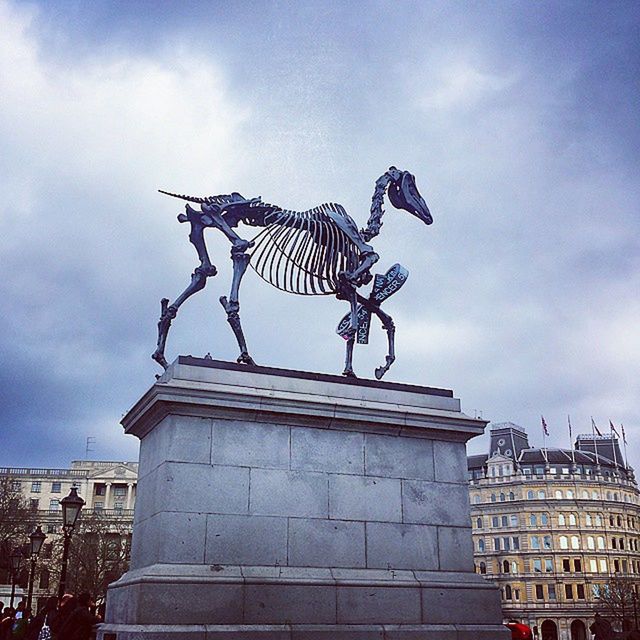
[56,593,101,640]
[49,595,75,640]
[590,613,614,640]
[0,608,16,640]
[25,597,57,640]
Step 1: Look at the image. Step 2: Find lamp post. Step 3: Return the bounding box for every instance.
[57,487,85,599]
[9,547,24,608]
[26,526,47,612]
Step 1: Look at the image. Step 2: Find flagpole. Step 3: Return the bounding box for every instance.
[591,417,600,466]
[568,415,576,466]
[621,424,629,468]
[609,420,619,468]
[541,415,549,464]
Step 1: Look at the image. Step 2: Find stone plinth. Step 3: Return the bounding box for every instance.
[99,357,508,639]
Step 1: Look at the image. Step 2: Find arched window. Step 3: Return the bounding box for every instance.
[476,517,482,529]
[478,539,485,552]
[607,492,612,501]
[541,513,549,525]
[530,514,538,526]
[582,490,589,499]
[558,514,566,526]
[527,490,535,499]
[588,536,595,549]
[598,536,605,549]
[500,493,506,502]
[480,561,487,574]
[505,585,512,600]
[614,493,619,501]
[617,516,622,527]
[571,535,580,549]
[560,536,569,549]
[491,493,496,503]
[586,514,593,526]
[596,515,603,526]
[538,490,545,499]
[503,560,510,573]
[566,490,574,498]
[592,491,599,499]
[509,492,515,501]
[511,561,518,574]
[555,490,563,499]
[474,495,481,504]
[569,514,577,526]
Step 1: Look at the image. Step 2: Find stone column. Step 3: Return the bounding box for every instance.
[99,356,508,640]
[125,483,133,510]
[104,482,112,510]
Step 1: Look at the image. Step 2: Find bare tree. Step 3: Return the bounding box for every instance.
[0,475,36,584]
[594,575,640,633]
[48,511,131,604]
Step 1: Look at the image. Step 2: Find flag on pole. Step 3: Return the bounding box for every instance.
[592,417,602,436]
[610,420,620,438]
[621,424,627,445]
[568,415,573,440]
[541,415,550,437]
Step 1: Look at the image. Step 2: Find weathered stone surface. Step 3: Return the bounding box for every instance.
[243,584,336,624]
[212,419,290,470]
[402,480,470,526]
[437,526,474,572]
[205,514,288,566]
[288,518,365,568]
[422,587,503,624]
[250,469,328,518]
[364,434,434,481]
[291,626,383,639]
[433,441,468,483]
[291,427,363,475]
[329,475,402,522]
[366,522,438,570]
[336,586,421,624]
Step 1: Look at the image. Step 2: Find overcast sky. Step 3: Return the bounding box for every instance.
[0,0,638,468]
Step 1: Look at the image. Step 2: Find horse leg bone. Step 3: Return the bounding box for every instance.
[220,244,255,365]
[151,263,217,369]
[342,292,358,377]
[356,293,396,379]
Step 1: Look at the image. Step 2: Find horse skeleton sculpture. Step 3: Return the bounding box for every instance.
[152,166,432,378]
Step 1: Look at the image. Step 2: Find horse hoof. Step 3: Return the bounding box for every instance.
[375,367,386,380]
[342,370,357,378]
[237,353,256,366]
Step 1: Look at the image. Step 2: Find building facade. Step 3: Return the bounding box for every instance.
[0,460,137,608]
[468,423,640,640]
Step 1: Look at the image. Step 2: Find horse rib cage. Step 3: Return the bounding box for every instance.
[248,203,360,295]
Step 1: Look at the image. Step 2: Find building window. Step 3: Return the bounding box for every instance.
[509,492,515,500]
[114,486,127,497]
[598,536,605,549]
[476,517,482,529]
[545,559,553,572]
[563,558,571,572]
[566,490,574,498]
[548,583,556,600]
[501,516,508,527]
[479,562,486,574]
[592,491,599,499]
[49,499,59,511]
[531,536,540,550]
[492,516,499,528]
[612,538,617,550]
[31,481,41,493]
[114,501,124,512]
[94,502,104,510]
[527,490,534,500]
[596,515,602,526]
[530,514,537,526]
[560,536,569,550]
[51,482,61,493]
[95,484,106,496]
[12,481,21,491]
[569,514,577,526]
[559,514,566,526]
[555,490,563,499]
[577,584,585,599]
[535,584,544,599]
[491,494,496,503]
[599,559,608,572]
[512,537,520,550]
[29,498,39,510]
[574,559,582,572]
[614,560,620,573]
[588,537,595,550]
[474,495,481,504]
[541,513,548,525]
[511,561,518,574]
[533,559,542,573]
[503,560,510,573]
[505,585,512,600]
[590,559,597,572]
[493,538,500,551]
[565,584,574,599]
[538,490,545,499]
[499,493,505,502]
[571,536,580,550]
[586,514,593,526]
[47,524,57,534]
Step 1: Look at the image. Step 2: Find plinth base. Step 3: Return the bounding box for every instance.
[99,623,508,639]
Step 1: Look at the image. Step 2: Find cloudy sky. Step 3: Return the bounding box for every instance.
[0,0,638,468]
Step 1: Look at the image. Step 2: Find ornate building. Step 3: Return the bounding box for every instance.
[0,460,137,608]
[468,422,640,640]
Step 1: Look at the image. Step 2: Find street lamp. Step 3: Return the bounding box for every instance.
[57,487,85,599]
[9,547,24,608]
[26,526,47,612]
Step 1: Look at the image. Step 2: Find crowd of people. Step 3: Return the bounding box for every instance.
[0,593,101,640]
